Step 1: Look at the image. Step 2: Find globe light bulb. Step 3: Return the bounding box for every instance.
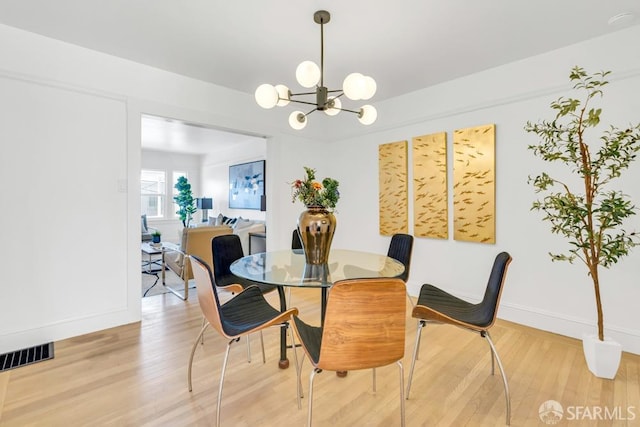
[296,61,320,88]
[289,111,308,130]
[324,97,342,116]
[275,84,290,107]
[361,76,377,100]
[254,84,278,109]
[358,105,377,125]
[343,72,365,100]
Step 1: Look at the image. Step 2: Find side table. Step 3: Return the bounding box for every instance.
[141,242,164,296]
[248,232,266,254]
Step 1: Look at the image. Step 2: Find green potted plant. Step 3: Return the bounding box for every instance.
[151,230,162,244]
[524,66,640,378]
[174,176,197,228]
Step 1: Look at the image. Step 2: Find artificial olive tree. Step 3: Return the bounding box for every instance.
[525,66,640,341]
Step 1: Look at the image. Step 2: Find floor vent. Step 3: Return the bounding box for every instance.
[0,343,54,372]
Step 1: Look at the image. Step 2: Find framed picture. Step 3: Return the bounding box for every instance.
[229,160,265,210]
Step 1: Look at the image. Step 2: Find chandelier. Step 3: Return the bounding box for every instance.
[254,10,377,130]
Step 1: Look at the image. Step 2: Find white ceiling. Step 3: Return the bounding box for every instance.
[141,115,264,155]
[1,0,638,152]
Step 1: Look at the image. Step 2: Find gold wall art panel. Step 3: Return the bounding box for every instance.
[412,132,448,239]
[379,141,408,235]
[453,124,496,244]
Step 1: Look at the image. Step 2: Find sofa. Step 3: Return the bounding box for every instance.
[204,214,266,255]
[163,225,234,299]
[162,215,265,298]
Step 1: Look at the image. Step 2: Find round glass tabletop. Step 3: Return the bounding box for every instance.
[230,249,405,288]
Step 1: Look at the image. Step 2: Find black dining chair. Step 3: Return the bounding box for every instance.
[405,251,513,425]
[187,255,301,427]
[387,233,414,304]
[291,277,407,427]
[211,234,279,363]
[287,228,304,306]
[212,234,278,296]
[387,233,413,283]
[292,228,303,251]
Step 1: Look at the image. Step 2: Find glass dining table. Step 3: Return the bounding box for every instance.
[230,248,405,369]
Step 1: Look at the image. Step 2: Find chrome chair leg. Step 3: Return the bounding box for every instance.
[372,368,377,392]
[260,331,266,364]
[413,319,422,360]
[489,339,495,375]
[200,316,207,345]
[483,331,511,426]
[287,324,303,408]
[188,322,210,392]
[397,360,406,427]
[245,333,265,364]
[217,338,239,427]
[294,343,307,410]
[308,368,320,427]
[405,320,424,399]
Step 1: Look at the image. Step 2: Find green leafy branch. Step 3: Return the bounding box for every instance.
[524,66,640,340]
[174,176,197,228]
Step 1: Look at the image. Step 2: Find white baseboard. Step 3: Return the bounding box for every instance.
[498,301,640,355]
[410,286,640,356]
[0,308,139,356]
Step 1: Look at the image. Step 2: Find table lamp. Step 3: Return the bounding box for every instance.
[197,197,213,222]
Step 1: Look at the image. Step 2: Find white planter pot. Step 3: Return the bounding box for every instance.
[582,333,622,379]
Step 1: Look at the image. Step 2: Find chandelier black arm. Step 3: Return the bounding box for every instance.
[289,89,343,97]
[286,97,360,114]
[334,107,361,115]
[285,98,320,107]
[289,91,318,97]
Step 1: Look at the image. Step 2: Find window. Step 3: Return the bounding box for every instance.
[141,170,165,218]
[141,169,190,219]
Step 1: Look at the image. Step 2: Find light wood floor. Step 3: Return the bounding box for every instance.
[1,288,638,426]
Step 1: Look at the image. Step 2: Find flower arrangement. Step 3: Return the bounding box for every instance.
[291,167,339,210]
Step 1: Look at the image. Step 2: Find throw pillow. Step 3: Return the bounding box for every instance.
[223,216,238,226]
[216,213,224,226]
[231,216,245,229]
[234,219,255,231]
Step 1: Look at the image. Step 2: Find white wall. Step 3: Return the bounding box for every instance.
[0,74,129,353]
[328,25,640,353]
[0,22,312,354]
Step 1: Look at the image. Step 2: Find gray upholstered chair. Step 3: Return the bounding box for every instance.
[141,214,155,242]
